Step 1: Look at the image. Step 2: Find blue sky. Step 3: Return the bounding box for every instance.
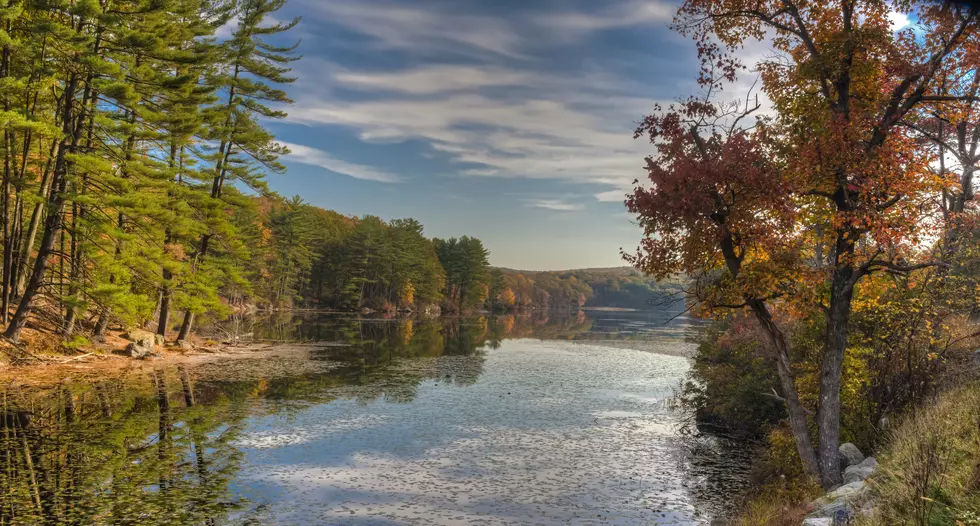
[256,0,710,270]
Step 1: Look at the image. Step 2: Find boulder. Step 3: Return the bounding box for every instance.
[154,333,165,346]
[124,341,153,359]
[122,329,155,358]
[177,340,194,350]
[806,480,869,519]
[843,456,878,484]
[839,443,865,467]
[124,329,155,346]
[802,519,832,526]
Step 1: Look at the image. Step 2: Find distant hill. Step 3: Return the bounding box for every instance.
[491,267,687,310]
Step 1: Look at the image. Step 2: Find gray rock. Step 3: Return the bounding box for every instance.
[124,341,153,359]
[802,519,832,526]
[808,498,849,520]
[807,480,868,519]
[839,443,865,467]
[154,333,164,346]
[857,456,878,469]
[124,329,154,345]
[177,340,194,350]
[843,457,877,484]
[827,480,867,500]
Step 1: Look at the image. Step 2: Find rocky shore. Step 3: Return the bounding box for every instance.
[802,443,879,525]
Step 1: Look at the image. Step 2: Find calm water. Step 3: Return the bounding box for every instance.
[0,311,750,525]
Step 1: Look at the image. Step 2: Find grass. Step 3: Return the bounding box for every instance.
[860,382,980,526]
[733,485,821,526]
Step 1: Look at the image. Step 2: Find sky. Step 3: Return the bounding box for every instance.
[252,0,778,271]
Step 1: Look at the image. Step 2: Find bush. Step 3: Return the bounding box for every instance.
[683,315,787,437]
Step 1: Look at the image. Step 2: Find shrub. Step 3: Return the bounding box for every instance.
[682,315,786,437]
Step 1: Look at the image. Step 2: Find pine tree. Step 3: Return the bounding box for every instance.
[174,0,299,342]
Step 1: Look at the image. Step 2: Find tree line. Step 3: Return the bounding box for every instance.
[233,196,684,315]
[233,195,492,315]
[627,0,980,492]
[488,267,687,311]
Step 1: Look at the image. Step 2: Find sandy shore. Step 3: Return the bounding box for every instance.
[0,340,350,385]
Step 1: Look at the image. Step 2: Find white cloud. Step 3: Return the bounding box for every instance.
[307,1,528,59]
[288,73,658,188]
[281,142,401,183]
[888,10,910,31]
[333,66,543,95]
[283,0,686,195]
[596,189,629,202]
[535,0,674,33]
[523,199,584,212]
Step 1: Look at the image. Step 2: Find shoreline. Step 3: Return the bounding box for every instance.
[0,339,348,385]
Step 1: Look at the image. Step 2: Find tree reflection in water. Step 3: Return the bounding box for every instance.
[0,313,599,524]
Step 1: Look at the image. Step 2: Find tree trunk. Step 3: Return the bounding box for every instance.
[6,182,68,341]
[176,310,194,342]
[157,273,171,338]
[716,221,821,481]
[816,265,857,488]
[748,299,821,479]
[92,310,109,342]
[14,141,56,297]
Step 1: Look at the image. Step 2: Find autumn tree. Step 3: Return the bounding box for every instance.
[629,0,980,487]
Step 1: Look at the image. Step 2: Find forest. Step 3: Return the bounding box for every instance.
[625,0,980,522]
[234,196,684,315]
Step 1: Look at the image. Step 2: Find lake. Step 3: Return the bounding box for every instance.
[0,311,751,525]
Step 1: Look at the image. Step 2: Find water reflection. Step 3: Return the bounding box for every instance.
[1,368,246,524]
[0,311,743,525]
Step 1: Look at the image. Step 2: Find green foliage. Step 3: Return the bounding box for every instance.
[435,236,490,312]
[683,316,787,437]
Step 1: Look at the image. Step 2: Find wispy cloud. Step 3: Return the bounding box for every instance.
[534,0,673,34]
[289,69,659,187]
[281,142,401,183]
[307,0,528,59]
[596,189,628,203]
[282,0,690,196]
[523,199,584,212]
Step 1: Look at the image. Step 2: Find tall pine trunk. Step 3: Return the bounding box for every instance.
[4,68,82,342]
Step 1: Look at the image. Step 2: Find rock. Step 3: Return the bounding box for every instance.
[154,334,164,346]
[123,329,157,358]
[839,442,865,467]
[807,480,869,519]
[123,329,154,344]
[832,509,853,525]
[124,341,153,359]
[843,456,877,484]
[177,340,194,350]
[802,519,832,526]
[826,480,868,500]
